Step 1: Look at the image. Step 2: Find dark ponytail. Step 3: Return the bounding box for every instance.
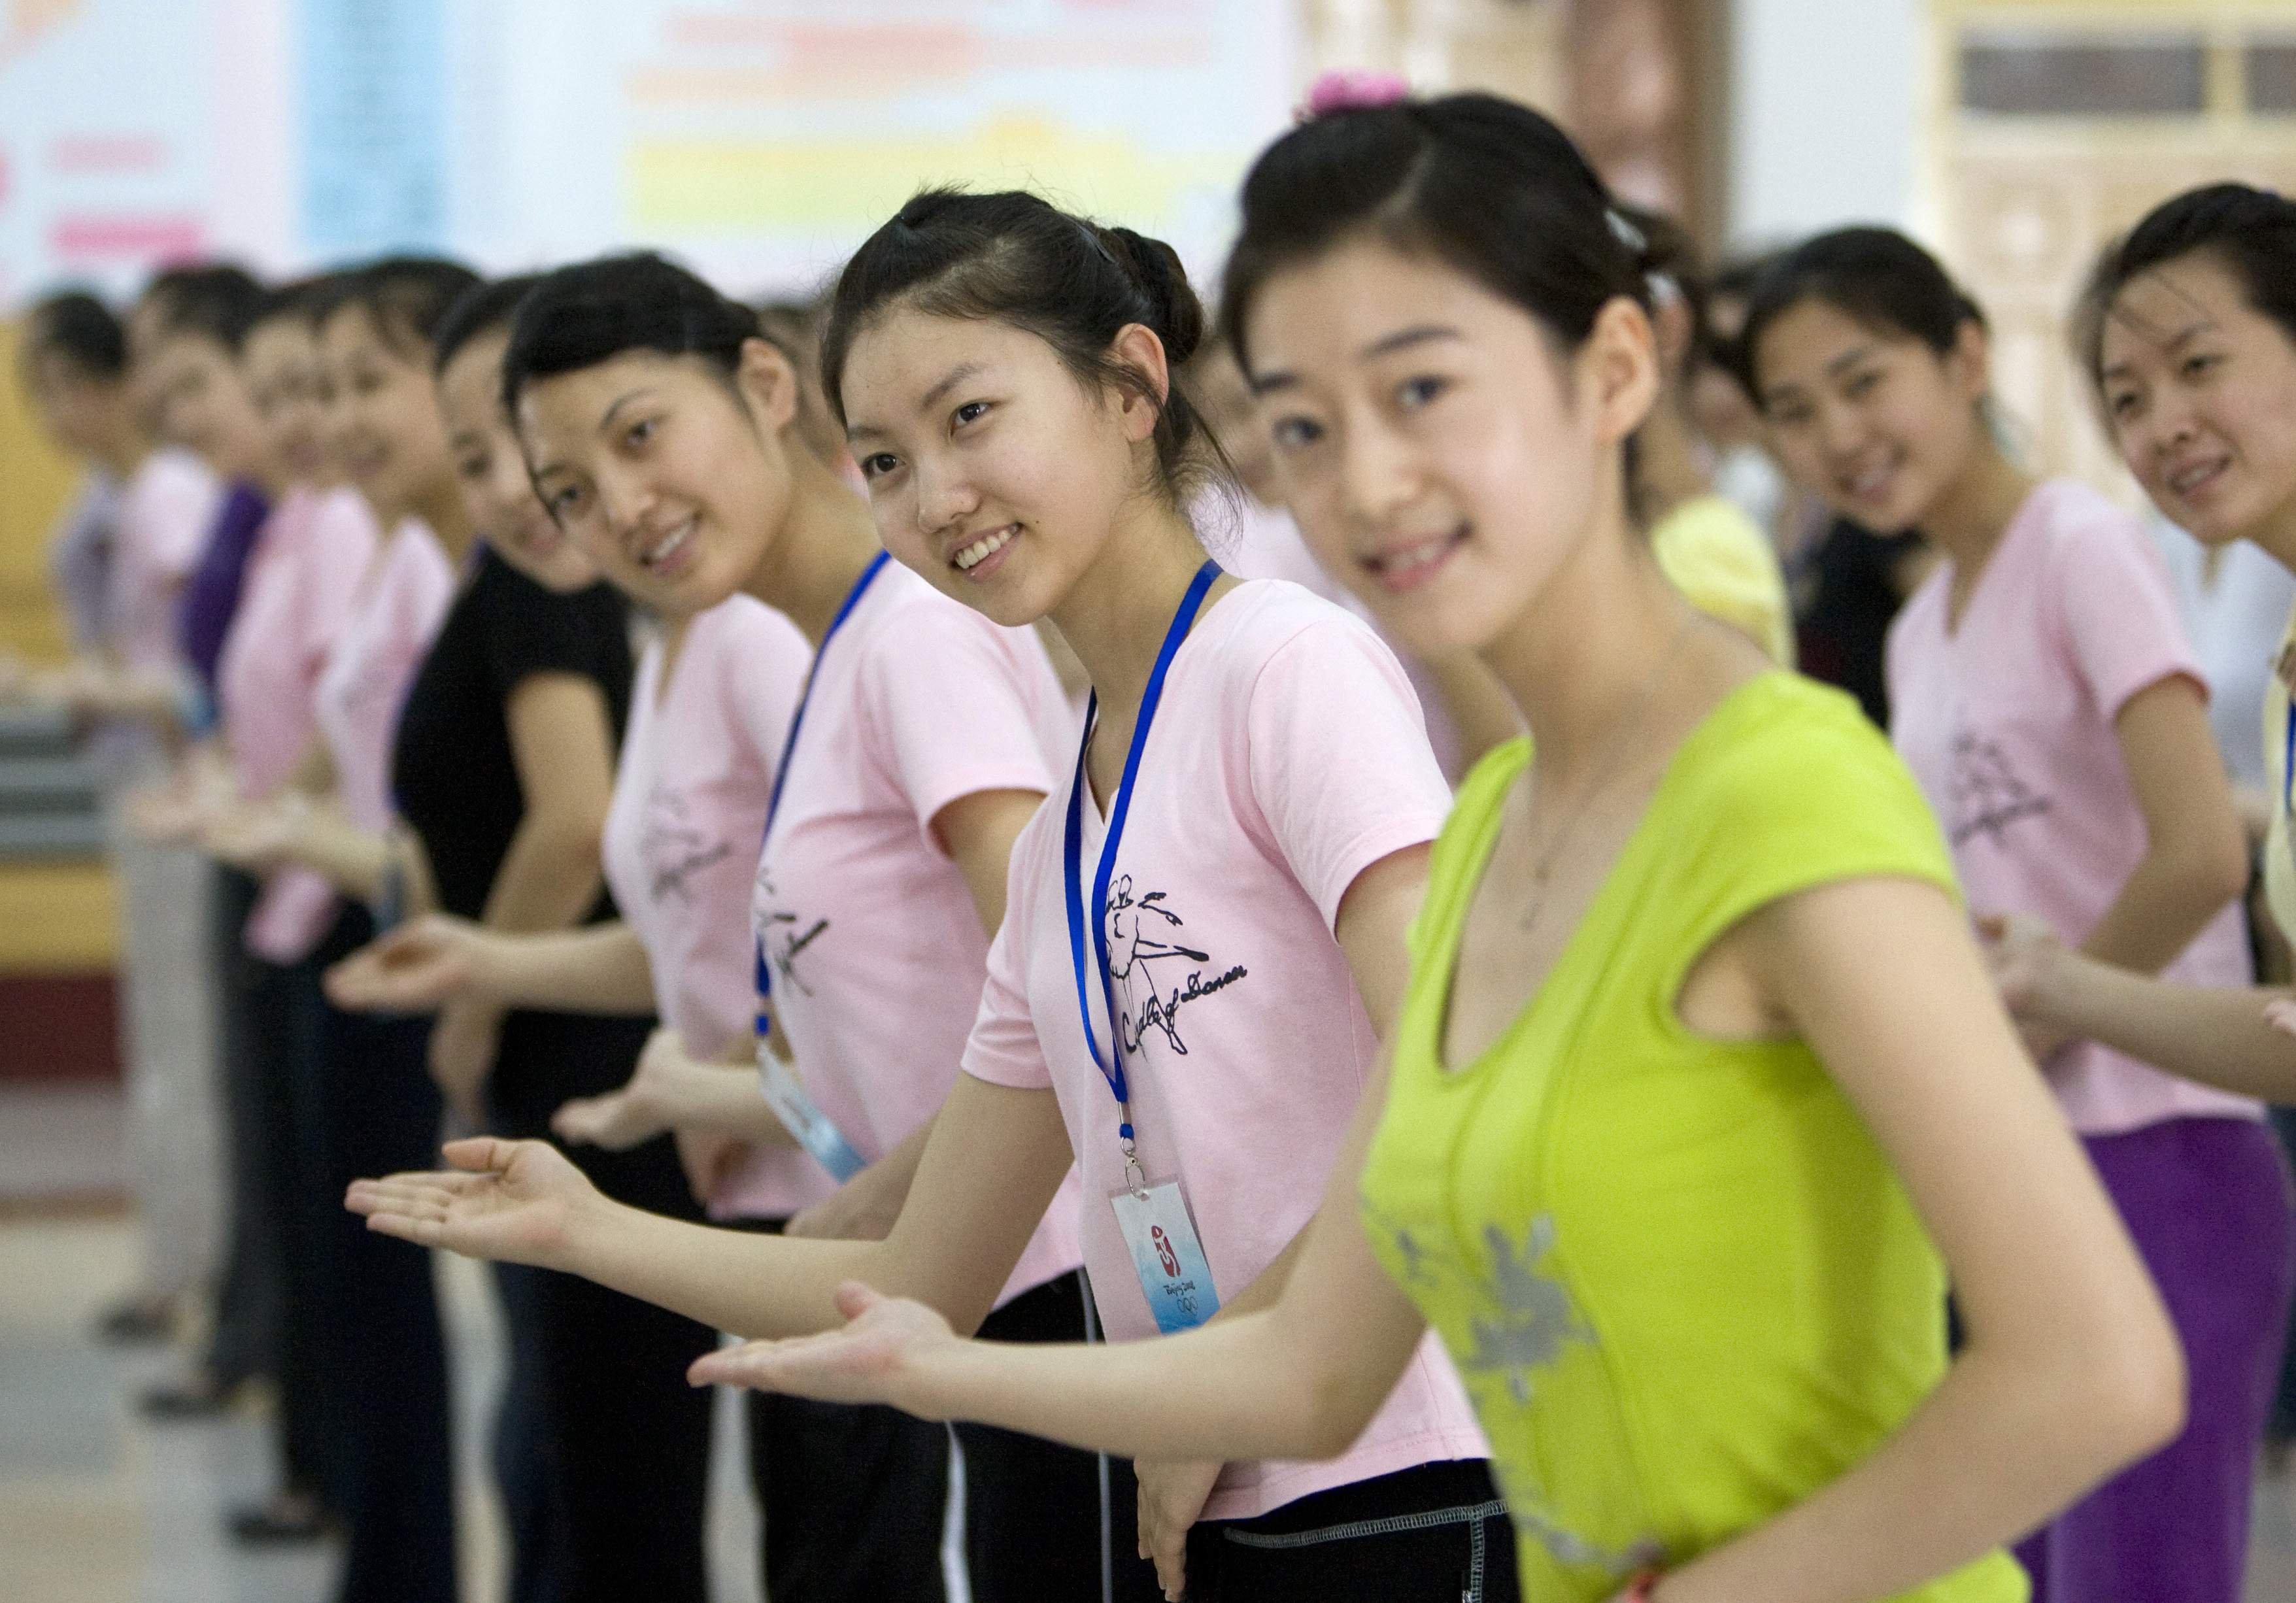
[2076,183,2296,387]
[820,188,1218,504]
[1219,93,1651,375]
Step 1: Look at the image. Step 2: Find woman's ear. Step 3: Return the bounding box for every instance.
[1581,296,1663,450]
[1949,318,1994,408]
[735,337,802,435]
[1107,322,1171,445]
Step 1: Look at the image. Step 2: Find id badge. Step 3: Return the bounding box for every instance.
[1110,1180,1221,1333]
[755,1046,869,1183]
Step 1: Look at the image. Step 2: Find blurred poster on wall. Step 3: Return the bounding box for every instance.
[0,0,218,304]
[469,0,1298,295]
[2,0,1298,305]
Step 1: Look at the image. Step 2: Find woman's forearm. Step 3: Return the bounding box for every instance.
[1653,1332,2177,1603]
[2078,842,2244,977]
[902,1304,1357,1462]
[572,1196,890,1336]
[665,1062,795,1145]
[471,923,656,1015]
[482,815,606,936]
[2034,953,2296,1100]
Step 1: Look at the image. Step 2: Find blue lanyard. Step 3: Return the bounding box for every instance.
[1062,560,1220,1167]
[2283,700,2295,850]
[754,549,892,1022]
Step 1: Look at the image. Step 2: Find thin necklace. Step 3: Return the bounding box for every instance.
[1518,608,1700,932]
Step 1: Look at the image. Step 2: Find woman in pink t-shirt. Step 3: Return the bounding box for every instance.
[1740,226,2289,1603]
[333,255,1090,1603]
[348,211,1504,1596]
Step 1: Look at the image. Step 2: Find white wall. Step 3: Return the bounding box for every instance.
[1727,0,1924,252]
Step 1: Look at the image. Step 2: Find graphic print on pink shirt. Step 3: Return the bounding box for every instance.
[960,579,1489,1522]
[603,596,831,1222]
[751,560,1081,1304]
[1887,478,2259,1136]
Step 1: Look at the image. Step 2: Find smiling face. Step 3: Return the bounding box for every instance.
[241,316,328,486]
[439,329,596,593]
[518,345,796,620]
[839,307,1161,628]
[148,330,269,481]
[318,303,454,526]
[2097,250,2296,547]
[1752,297,1989,535]
[1238,238,1653,660]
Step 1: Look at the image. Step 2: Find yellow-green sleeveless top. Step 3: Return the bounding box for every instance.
[1360,673,2025,1603]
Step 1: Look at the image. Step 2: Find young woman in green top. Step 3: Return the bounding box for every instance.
[356,92,2180,1603]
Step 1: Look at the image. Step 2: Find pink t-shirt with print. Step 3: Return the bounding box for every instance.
[219,487,381,962]
[312,518,455,833]
[110,447,219,673]
[962,578,1489,1523]
[752,560,1082,1306]
[606,597,834,1223]
[1889,478,2259,1135]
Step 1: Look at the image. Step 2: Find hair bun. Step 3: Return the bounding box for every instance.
[1099,224,1205,367]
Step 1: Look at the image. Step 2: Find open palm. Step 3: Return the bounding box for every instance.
[328,913,486,1013]
[345,1136,596,1268]
[688,1282,957,1411]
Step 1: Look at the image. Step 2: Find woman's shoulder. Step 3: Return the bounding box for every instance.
[1667,673,1953,882]
[696,591,810,666]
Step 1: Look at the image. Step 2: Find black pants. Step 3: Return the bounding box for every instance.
[1183,1460,1517,1602]
[488,1008,715,1603]
[203,866,280,1393]
[314,905,458,1603]
[233,890,337,1504]
[491,1260,567,1603]
[959,1271,1164,1603]
[727,1217,949,1603]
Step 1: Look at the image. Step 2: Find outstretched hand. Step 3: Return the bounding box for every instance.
[551,1026,688,1152]
[327,913,492,1013]
[345,1136,599,1269]
[1976,912,2074,1064]
[687,1282,958,1413]
[201,796,306,873]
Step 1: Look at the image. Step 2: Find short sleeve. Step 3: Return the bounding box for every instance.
[475,556,630,701]
[1651,499,1795,666]
[717,603,807,771]
[865,602,1056,852]
[958,850,1056,1090]
[1244,612,1451,932]
[1669,684,1961,987]
[2049,499,2206,720]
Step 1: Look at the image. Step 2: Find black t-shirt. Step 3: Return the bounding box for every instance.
[1791,518,1926,730]
[392,547,633,923]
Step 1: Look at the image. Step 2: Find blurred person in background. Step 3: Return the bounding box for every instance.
[9,280,224,1348]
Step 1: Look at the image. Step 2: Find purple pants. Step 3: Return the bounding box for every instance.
[2016,1115,2294,1603]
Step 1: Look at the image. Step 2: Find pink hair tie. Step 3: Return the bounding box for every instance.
[1299,69,1410,122]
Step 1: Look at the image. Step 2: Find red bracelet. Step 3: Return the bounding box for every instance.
[1622,1568,1664,1603]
